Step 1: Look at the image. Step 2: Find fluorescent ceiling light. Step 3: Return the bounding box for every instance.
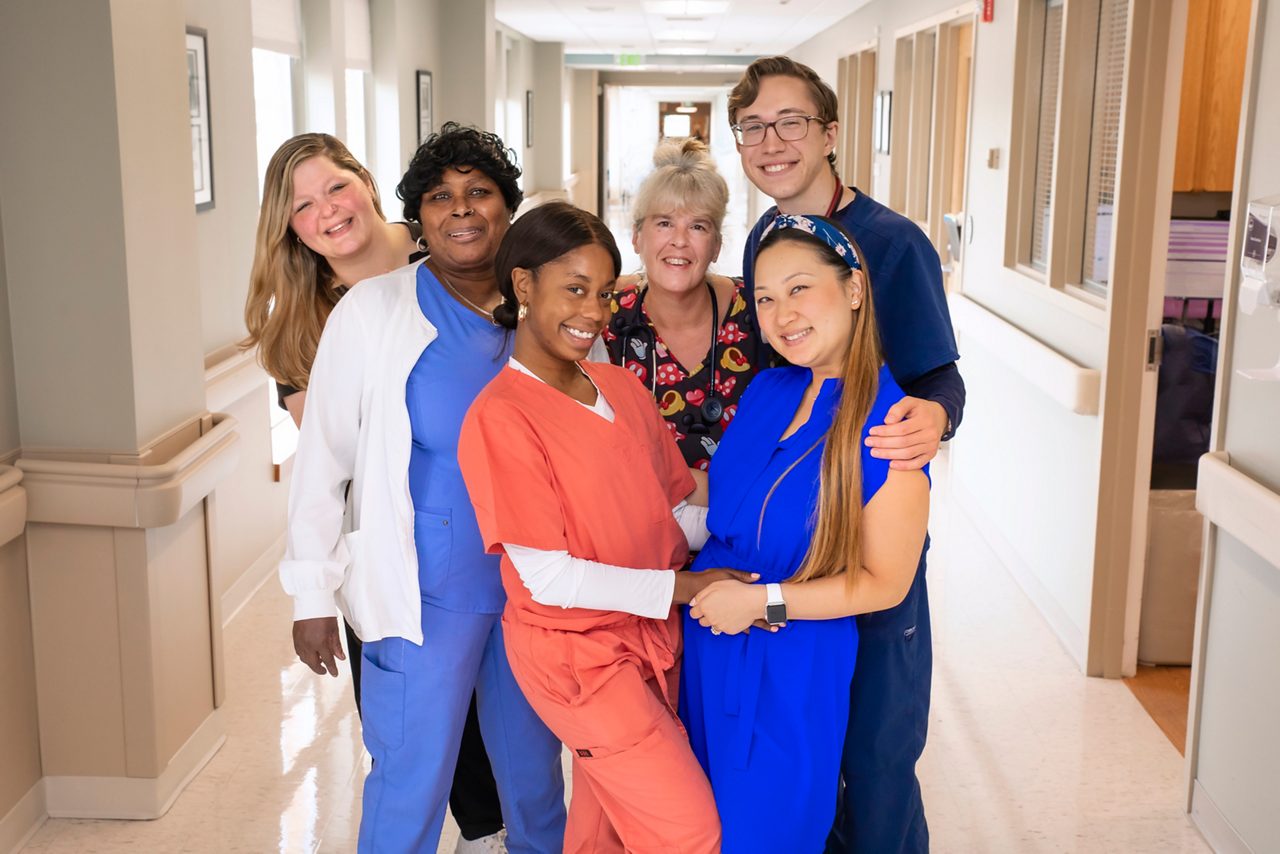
[655,46,709,55]
[676,102,697,113]
[657,29,713,41]
[644,1,730,14]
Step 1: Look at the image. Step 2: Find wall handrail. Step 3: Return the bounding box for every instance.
[950,293,1101,415]
[1196,451,1280,570]
[0,464,27,547]
[17,413,240,529]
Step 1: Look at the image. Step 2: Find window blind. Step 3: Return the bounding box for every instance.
[1029,1,1065,272]
[250,0,302,57]
[345,0,372,72]
[1081,0,1130,292]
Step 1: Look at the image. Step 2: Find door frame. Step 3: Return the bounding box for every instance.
[1085,0,1187,678]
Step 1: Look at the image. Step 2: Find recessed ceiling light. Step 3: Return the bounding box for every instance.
[585,5,614,11]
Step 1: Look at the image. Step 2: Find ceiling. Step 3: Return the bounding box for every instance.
[494,0,872,61]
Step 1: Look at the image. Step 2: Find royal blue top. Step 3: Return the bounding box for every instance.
[679,364,921,852]
[406,264,513,614]
[743,187,966,437]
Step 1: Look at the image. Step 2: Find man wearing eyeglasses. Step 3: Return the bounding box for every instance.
[728,56,964,854]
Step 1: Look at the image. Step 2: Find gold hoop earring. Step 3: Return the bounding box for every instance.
[517,303,529,322]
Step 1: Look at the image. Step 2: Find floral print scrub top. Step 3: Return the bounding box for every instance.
[602,278,772,469]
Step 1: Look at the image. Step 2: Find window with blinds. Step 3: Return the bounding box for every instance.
[1028,0,1064,272]
[1080,0,1130,294]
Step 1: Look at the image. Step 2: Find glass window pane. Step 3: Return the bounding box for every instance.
[251,48,296,202]
[1029,2,1065,272]
[1081,0,1130,294]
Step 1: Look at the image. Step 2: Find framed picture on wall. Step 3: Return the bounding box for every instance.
[526,90,534,147]
[873,90,892,155]
[417,70,433,144]
[186,28,214,211]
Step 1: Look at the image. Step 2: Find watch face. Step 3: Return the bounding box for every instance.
[766,603,787,625]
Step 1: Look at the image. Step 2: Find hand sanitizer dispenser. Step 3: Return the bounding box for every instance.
[1241,194,1280,309]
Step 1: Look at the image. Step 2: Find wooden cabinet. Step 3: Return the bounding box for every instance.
[1173,0,1249,193]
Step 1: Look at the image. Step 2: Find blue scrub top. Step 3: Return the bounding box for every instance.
[679,364,917,852]
[742,188,960,388]
[406,264,513,614]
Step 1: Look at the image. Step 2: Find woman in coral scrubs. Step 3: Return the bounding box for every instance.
[459,202,749,854]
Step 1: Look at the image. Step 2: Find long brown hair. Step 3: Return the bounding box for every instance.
[240,133,385,390]
[755,225,881,585]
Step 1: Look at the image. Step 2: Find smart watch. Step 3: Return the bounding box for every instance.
[765,582,787,626]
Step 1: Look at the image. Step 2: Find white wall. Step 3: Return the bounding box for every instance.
[1193,2,1280,848]
[791,0,1105,666]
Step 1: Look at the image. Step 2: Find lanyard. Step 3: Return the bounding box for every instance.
[825,176,844,218]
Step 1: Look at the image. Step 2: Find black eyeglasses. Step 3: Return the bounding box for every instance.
[730,115,828,146]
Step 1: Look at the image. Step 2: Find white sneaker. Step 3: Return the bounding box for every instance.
[455,829,507,853]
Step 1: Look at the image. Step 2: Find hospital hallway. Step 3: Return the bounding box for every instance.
[3,1,1280,852]
[14,457,1208,853]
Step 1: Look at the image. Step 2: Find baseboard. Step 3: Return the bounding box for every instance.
[44,709,225,820]
[0,780,46,854]
[952,478,1088,671]
[221,532,286,627]
[1190,780,1251,853]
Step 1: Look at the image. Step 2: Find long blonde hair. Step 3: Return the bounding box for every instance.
[241,133,385,390]
[755,227,882,585]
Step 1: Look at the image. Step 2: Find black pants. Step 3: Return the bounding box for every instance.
[345,618,505,841]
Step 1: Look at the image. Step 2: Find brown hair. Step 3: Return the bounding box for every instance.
[755,223,881,585]
[631,137,729,240]
[728,56,839,169]
[240,134,383,390]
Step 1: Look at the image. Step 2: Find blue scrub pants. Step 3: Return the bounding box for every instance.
[827,545,932,854]
[358,602,566,853]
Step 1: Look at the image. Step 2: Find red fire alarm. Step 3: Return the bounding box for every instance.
[982,0,994,22]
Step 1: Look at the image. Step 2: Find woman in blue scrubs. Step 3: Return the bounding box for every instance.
[679,215,931,853]
[281,124,565,853]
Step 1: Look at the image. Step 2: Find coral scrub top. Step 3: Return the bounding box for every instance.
[459,361,695,633]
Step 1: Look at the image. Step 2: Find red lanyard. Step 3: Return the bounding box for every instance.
[825,176,844,217]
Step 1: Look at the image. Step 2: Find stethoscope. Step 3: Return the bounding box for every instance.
[611,280,736,435]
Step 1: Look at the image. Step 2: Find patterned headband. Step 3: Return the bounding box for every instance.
[760,213,862,271]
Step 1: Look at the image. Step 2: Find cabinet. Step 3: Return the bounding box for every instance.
[1173,0,1249,193]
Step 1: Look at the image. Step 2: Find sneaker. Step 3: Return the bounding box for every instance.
[455,829,507,853]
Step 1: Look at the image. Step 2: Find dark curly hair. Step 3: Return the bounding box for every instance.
[396,122,523,222]
[492,202,622,330]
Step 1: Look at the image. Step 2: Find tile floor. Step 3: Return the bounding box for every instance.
[22,456,1211,853]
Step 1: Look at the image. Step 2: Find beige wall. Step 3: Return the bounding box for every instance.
[370,0,443,212]
[0,534,41,829]
[0,211,20,457]
[792,0,1104,666]
[439,0,496,132]
[185,0,262,356]
[569,70,600,213]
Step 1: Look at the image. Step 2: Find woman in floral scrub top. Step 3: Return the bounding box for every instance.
[602,138,771,469]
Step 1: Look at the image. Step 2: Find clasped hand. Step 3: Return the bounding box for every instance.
[688,578,772,636]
